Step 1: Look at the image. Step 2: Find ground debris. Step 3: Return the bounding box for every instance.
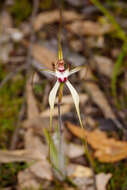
[34,10,82,31]
[66,122,127,162]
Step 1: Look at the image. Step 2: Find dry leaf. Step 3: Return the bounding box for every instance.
[66,122,127,162]
[67,164,94,190]
[18,80,53,188]
[81,68,115,119]
[26,76,39,119]
[70,39,83,52]
[22,39,57,70]
[0,10,12,31]
[66,20,113,36]
[0,150,40,163]
[34,10,82,31]
[67,143,84,158]
[92,55,113,77]
[18,169,40,190]
[24,128,52,180]
[85,36,104,48]
[81,68,122,130]
[32,44,57,70]
[67,164,93,178]
[56,93,88,104]
[96,173,112,190]
[40,104,71,117]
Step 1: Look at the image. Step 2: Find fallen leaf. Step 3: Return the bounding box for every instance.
[40,104,71,117]
[67,143,84,158]
[0,149,40,163]
[56,93,88,105]
[24,128,52,180]
[96,173,112,190]
[92,55,113,77]
[66,20,113,36]
[34,10,82,31]
[85,36,104,48]
[18,76,53,188]
[66,122,127,162]
[18,169,40,190]
[70,39,83,52]
[67,164,93,178]
[67,164,94,190]
[0,10,12,31]
[26,76,39,119]
[32,44,57,70]
[81,68,123,130]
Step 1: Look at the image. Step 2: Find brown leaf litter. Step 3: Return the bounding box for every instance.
[22,39,56,70]
[34,9,82,31]
[66,122,127,162]
[67,164,111,190]
[80,67,123,130]
[92,55,113,78]
[18,76,53,189]
[66,20,113,36]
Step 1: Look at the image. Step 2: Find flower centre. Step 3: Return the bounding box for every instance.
[56,70,69,83]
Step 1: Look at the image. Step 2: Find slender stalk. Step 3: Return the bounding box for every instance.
[57,83,66,179]
[58,103,65,178]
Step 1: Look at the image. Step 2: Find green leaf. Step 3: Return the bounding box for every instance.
[44,128,59,169]
[112,42,127,99]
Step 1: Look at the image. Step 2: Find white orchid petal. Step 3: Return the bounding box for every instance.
[66,80,83,128]
[41,69,56,76]
[49,80,60,130]
[69,65,85,76]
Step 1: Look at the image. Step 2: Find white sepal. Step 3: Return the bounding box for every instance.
[40,69,56,76]
[66,80,83,128]
[49,80,60,130]
[69,66,85,76]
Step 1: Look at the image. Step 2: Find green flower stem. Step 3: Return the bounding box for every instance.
[57,83,66,179]
[58,102,65,178]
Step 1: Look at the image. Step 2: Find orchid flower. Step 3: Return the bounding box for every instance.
[41,46,85,131]
[39,8,86,132]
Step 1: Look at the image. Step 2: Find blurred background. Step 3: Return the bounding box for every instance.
[0,0,127,189]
